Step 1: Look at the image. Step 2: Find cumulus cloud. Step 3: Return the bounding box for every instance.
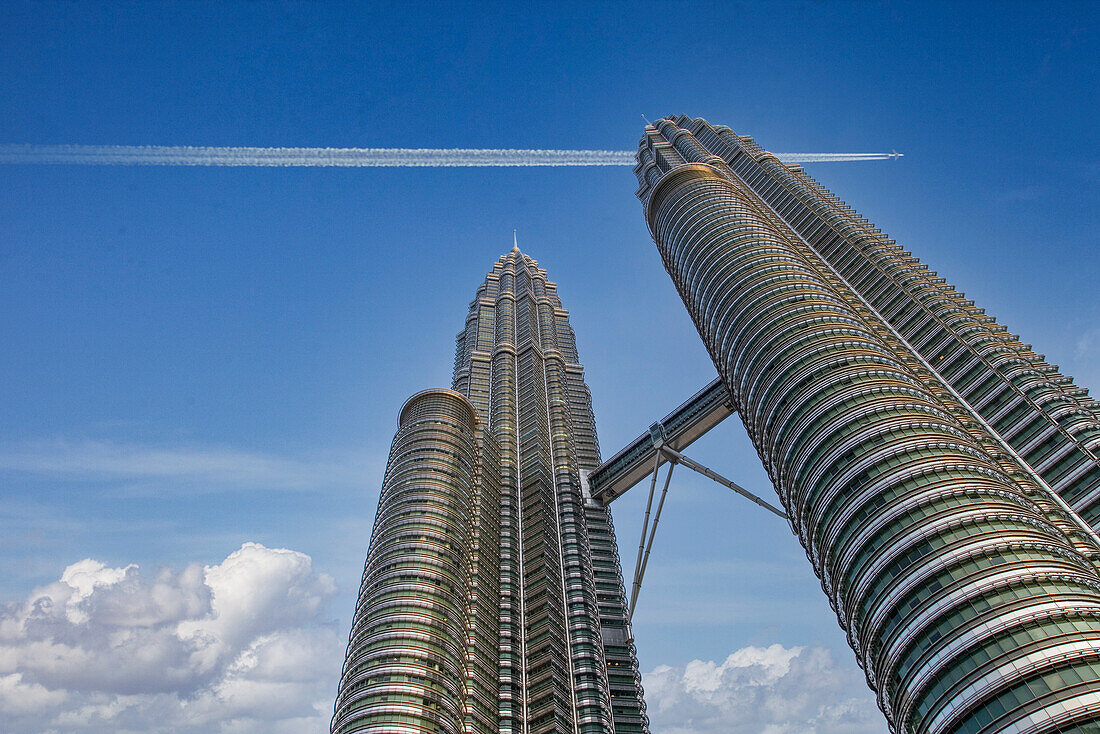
[0,543,342,734]
[644,644,887,734]
[3,546,890,733]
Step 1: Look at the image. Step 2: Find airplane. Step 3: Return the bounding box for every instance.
[888,149,904,159]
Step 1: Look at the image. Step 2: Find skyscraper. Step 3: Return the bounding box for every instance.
[633,116,1100,733]
[333,248,647,734]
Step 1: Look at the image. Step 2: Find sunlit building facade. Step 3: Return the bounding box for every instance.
[634,115,1100,733]
[333,248,647,734]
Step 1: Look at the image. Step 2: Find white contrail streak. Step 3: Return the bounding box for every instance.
[0,145,900,167]
[775,152,899,162]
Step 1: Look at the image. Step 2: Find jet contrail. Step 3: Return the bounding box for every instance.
[0,144,901,167]
[773,152,900,162]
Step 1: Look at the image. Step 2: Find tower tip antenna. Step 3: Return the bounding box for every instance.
[513,229,519,252]
[641,113,652,126]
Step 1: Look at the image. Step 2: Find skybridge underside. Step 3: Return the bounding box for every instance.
[587,377,734,505]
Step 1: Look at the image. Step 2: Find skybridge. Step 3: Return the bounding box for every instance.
[586,376,789,619]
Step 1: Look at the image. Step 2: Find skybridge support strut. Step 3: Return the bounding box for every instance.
[590,378,792,618]
[658,444,787,519]
[624,436,789,621]
[629,459,675,619]
[628,452,663,617]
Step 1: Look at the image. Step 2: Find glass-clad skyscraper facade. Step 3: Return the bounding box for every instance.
[333,248,647,734]
[635,116,1100,733]
[332,388,502,734]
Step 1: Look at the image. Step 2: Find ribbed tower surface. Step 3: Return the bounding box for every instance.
[453,248,648,734]
[333,249,648,734]
[636,115,1100,734]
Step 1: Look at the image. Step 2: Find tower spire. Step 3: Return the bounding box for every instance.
[334,247,648,734]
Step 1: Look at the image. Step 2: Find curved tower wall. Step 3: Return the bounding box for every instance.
[646,116,1100,529]
[332,389,501,734]
[335,251,648,734]
[636,118,1100,733]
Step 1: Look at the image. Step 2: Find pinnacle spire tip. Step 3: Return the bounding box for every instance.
[512,229,520,252]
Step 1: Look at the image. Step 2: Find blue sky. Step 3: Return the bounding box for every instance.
[0,2,1096,732]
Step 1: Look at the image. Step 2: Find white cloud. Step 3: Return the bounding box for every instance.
[0,673,67,715]
[1067,328,1100,393]
[1076,328,1100,361]
[2,546,890,734]
[0,543,342,734]
[643,645,887,734]
[0,439,377,492]
[180,542,336,651]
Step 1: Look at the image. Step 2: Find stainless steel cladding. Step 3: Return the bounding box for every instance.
[334,250,648,734]
[636,117,1100,734]
[453,249,647,734]
[332,389,501,734]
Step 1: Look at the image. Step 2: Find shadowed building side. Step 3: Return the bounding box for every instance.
[636,117,1100,734]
